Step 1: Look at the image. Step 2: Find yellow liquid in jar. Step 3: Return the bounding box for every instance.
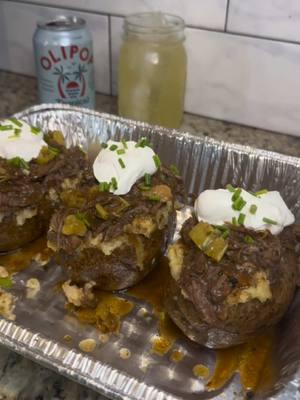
[118,38,187,129]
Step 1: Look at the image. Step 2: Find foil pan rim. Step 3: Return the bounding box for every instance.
[14,103,300,167]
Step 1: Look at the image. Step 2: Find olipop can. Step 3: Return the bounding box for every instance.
[33,15,95,109]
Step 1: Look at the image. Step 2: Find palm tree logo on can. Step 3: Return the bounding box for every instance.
[53,64,87,99]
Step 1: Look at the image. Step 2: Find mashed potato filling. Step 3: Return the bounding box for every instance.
[227,271,272,305]
[16,207,37,226]
[168,242,185,281]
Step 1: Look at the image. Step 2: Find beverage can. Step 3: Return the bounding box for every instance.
[33,15,95,109]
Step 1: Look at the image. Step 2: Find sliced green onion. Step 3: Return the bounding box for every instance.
[101,143,108,149]
[255,189,268,196]
[117,149,125,155]
[249,204,257,215]
[31,126,41,135]
[8,157,29,170]
[232,216,238,226]
[138,183,151,191]
[9,118,23,127]
[135,137,151,148]
[8,128,21,139]
[232,188,242,201]
[118,158,125,169]
[153,154,161,169]
[144,173,151,187]
[95,204,108,220]
[0,125,13,131]
[75,212,90,227]
[121,138,128,149]
[117,196,130,209]
[232,197,246,211]
[221,229,230,239]
[238,213,246,225]
[111,177,118,190]
[109,144,118,151]
[147,194,161,202]
[226,184,235,192]
[0,277,12,289]
[262,217,278,225]
[98,182,111,192]
[170,164,179,175]
[48,145,60,155]
[244,235,254,244]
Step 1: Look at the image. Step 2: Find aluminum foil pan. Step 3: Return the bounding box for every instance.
[1,104,298,400]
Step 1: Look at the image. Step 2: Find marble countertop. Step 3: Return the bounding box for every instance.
[0,70,299,400]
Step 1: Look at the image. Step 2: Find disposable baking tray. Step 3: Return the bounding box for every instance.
[0,103,298,399]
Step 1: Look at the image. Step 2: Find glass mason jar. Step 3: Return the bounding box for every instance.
[118,12,187,129]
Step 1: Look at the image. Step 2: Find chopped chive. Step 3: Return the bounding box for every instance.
[48,145,60,155]
[221,229,230,239]
[138,183,151,191]
[0,277,12,289]
[9,118,23,127]
[118,158,126,169]
[232,196,246,211]
[147,194,161,202]
[8,128,21,139]
[135,137,151,148]
[0,125,13,131]
[31,126,41,135]
[8,157,29,170]
[214,225,228,232]
[95,204,108,220]
[101,143,108,149]
[263,217,278,225]
[153,154,161,169]
[75,212,90,227]
[249,204,257,215]
[170,164,179,175]
[232,188,242,201]
[238,213,246,225]
[232,216,238,226]
[109,144,118,151]
[144,173,151,186]
[255,189,268,196]
[117,149,125,155]
[98,182,111,192]
[226,184,235,192]
[111,177,118,190]
[121,138,128,149]
[244,235,254,244]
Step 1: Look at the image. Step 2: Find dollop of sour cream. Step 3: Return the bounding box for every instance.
[0,119,47,162]
[194,188,295,235]
[93,139,158,195]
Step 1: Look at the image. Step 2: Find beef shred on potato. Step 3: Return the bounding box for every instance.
[48,167,183,295]
[166,216,299,348]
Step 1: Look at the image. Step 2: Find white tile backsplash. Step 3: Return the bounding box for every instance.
[0,1,110,93]
[228,0,300,43]
[16,0,228,29]
[2,0,300,138]
[185,29,300,137]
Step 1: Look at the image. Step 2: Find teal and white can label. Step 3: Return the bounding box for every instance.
[33,16,95,109]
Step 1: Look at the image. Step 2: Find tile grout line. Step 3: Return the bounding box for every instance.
[3,0,300,46]
[224,0,230,31]
[108,15,113,96]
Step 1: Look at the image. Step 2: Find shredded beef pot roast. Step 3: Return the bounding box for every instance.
[48,167,183,292]
[166,216,299,348]
[0,131,87,251]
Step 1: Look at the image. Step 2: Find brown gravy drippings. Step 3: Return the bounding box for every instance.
[128,257,183,355]
[0,237,52,274]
